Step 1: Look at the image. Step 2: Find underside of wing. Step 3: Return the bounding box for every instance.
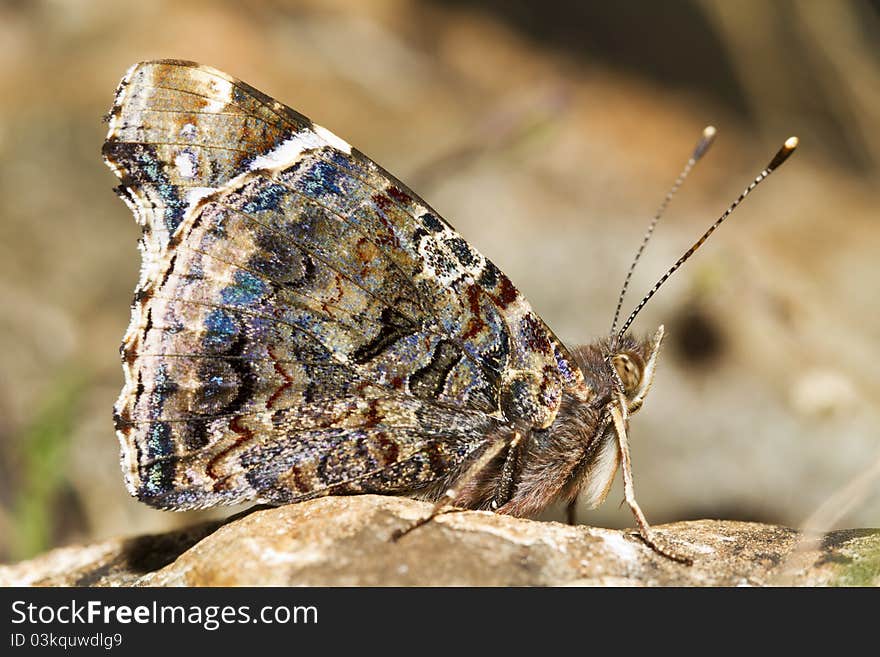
[105,60,587,509]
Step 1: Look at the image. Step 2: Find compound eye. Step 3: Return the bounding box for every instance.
[612,351,644,394]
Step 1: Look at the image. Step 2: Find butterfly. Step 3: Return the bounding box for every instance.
[104,60,796,563]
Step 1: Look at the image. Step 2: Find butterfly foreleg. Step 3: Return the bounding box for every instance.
[610,394,692,565]
[565,498,579,525]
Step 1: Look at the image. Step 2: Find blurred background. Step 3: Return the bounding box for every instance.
[1,0,878,563]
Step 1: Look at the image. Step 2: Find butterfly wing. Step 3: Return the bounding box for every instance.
[104,60,588,510]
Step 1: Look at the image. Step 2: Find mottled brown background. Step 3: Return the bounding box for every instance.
[1,0,878,562]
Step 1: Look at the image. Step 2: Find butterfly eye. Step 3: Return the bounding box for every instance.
[612,351,644,395]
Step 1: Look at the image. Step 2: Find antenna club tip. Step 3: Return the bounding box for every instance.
[693,125,718,160]
[768,136,799,170]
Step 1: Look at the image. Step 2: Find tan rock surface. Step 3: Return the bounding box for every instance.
[2,496,877,587]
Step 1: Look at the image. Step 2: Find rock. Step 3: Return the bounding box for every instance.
[1,496,877,586]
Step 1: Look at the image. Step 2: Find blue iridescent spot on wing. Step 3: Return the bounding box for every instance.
[146,421,174,459]
[302,161,343,196]
[149,364,177,420]
[133,147,186,234]
[554,346,575,384]
[142,460,174,496]
[203,374,226,400]
[242,182,288,214]
[221,271,267,306]
[329,150,358,173]
[204,308,239,348]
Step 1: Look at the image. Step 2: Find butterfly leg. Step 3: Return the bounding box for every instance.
[490,430,525,510]
[610,396,692,565]
[392,431,518,541]
[565,498,578,525]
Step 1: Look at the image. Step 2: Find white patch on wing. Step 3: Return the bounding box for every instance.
[185,186,217,208]
[314,123,352,154]
[204,77,233,112]
[174,150,197,178]
[248,129,326,170]
[179,123,197,139]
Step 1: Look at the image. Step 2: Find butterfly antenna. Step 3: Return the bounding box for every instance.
[616,136,799,341]
[609,126,718,339]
